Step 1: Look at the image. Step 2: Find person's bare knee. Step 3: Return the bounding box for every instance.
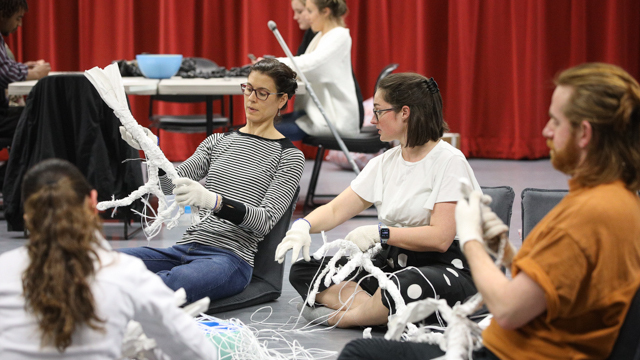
[330,290,389,328]
[317,281,363,309]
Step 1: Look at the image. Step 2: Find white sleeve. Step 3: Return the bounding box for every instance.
[277,28,351,82]
[350,153,383,204]
[428,155,481,208]
[127,259,218,360]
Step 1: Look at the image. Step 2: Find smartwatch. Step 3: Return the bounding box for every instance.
[379,223,390,247]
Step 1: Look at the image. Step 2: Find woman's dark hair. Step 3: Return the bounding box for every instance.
[21,158,104,352]
[0,0,28,19]
[377,73,449,148]
[250,58,298,110]
[312,0,348,26]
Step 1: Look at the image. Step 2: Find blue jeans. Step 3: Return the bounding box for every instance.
[120,243,253,304]
[276,111,308,141]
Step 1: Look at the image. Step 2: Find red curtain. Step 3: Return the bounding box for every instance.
[6,0,640,160]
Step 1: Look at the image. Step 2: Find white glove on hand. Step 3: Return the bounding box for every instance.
[275,219,311,264]
[172,178,219,210]
[455,190,484,251]
[344,225,380,252]
[119,126,158,150]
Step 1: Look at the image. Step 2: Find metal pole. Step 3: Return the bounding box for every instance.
[267,20,360,175]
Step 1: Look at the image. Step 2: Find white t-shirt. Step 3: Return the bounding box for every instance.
[351,140,481,228]
[277,27,359,137]
[0,236,217,360]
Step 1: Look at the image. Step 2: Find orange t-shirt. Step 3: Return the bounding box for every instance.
[483,180,640,360]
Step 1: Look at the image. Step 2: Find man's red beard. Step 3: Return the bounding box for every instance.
[547,136,581,175]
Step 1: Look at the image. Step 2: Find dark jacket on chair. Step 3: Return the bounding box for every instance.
[3,74,144,231]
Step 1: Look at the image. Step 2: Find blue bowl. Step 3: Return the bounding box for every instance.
[136,54,183,79]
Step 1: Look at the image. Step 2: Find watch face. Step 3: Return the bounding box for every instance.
[380,227,390,239]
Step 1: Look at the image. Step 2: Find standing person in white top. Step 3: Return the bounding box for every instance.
[275,0,360,140]
[0,159,217,360]
[275,73,480,328]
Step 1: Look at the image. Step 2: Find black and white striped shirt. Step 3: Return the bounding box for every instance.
[160,131,304,266]
[0,37,27,108]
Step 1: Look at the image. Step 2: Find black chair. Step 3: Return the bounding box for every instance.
[149,58,230,140]
[206,187,300,313]
[481,186,515,229]
[302,64,399,212]
[520,188,568,240]
[607,285,640,359]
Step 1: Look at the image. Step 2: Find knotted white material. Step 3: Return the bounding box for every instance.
[384,234,510,360]
[305,230,509,359]
[307,240,407,315]
[84,64,197,237]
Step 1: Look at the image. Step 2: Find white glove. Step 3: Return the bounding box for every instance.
[455,190,484,251]
[119,126,157,150]
[172,178,219,210]
[275,219,311,264]
[344,225,380,252]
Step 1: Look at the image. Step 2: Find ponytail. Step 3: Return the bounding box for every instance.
[21,159,104,352]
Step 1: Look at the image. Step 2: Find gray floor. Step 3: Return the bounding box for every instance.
[0,157,569,359]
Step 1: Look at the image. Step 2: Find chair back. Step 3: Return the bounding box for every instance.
[481,186,515,228]
[607,285,640,359]
[207,187,299,313]
[353,70,365,128]
[374,63,399,91]
[520,188,568,241]
[253,186,300,289]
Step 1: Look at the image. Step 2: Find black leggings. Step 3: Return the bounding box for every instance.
[289,255,476,323]
[338,338,501,360]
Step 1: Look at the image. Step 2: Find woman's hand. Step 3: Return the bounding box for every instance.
[275,219,312,264]
[344,225,380,252]
[172,178,219,210]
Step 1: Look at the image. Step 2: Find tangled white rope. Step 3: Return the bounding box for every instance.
[84,64,200,238]
[304,231,510,360]
[384,233,510,360]
[307,240,407,314]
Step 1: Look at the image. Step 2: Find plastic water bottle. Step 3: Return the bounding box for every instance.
[179,205,192,227]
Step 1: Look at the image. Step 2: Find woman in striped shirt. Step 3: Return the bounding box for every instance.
[120,59,305,304]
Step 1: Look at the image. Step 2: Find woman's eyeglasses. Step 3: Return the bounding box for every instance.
[240,83,283,101]
[373,108,394,120]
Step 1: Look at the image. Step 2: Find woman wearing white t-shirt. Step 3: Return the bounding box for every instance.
[0,159,217,359]
[275,73,480,328]
[275,0,360,140]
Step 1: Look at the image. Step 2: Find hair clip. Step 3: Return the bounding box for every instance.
[426,77,439,94]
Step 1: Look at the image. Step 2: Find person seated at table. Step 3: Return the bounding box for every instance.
[0,0,50,139]
[337,63,640,360]
[0,158,216,359]
[275,73,480,328]
[119,58,305,305]
[274,0,360,140]
[290,0,316,55]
